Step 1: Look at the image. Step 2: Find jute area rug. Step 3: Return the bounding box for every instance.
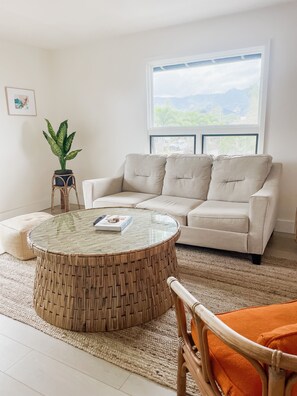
[0,246,297,395]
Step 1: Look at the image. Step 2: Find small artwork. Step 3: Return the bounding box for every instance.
[5,87,37,116]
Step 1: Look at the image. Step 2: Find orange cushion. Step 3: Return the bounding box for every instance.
[257,323,297,354]
[191,300,297,396]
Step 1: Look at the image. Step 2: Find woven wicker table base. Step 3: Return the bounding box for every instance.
[33,232,180,332]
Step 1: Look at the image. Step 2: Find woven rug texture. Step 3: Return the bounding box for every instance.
[0,246,296,395]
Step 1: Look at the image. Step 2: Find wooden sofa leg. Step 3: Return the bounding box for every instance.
[252,254,262,265]
[177,344,187,396]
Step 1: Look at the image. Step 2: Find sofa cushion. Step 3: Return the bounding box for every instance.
[191,300,297,396]
[136,195,203,226]
[162,154,212,200]
[188,200,249,233]
[257,323,297,355]
[122,154,166,195]
[93,192,157,208]
[208,155,272,203]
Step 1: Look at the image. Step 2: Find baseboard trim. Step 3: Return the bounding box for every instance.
[275,219,295,234]
[0,200,50,221]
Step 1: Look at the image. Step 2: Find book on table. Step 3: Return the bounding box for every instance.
[94,214,132,232]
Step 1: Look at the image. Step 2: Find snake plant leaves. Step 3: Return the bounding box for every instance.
[43,119,82,170]
[64,132,76,153]
[43,130,50,143]
[65,149,82,161]
[45,119,57,141]
[56,120,68,149]
[43,131,63,157]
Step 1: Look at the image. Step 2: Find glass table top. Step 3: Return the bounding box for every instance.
[29,208,180,256]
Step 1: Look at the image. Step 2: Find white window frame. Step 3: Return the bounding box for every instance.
[146,45,270,154]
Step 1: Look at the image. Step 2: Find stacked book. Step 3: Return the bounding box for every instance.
[93,214,132,232]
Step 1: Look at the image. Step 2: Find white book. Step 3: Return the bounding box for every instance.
[94,215,132,232]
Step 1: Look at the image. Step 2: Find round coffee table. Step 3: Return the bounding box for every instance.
[29,208,180,332]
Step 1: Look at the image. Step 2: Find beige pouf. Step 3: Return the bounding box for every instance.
[0,212,53,260]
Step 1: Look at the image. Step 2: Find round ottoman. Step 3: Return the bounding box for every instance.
[0,212,53,260]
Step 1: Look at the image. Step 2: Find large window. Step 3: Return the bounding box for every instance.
[147,46,269,155]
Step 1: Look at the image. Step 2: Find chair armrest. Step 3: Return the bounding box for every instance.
[82,176,123,209]
[248,163,282,254]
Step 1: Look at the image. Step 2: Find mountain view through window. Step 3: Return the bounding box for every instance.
[153,54,262,127]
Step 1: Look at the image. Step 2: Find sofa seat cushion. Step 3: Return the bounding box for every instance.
[93,192,157,208]
[122,154,166,195]
[136,195,203,226]
[162,154,212,200]
[207,155,272,203]
[188,200,249,233]
[191,300,297,396]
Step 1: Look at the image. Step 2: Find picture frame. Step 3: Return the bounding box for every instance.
[5,87,37,116]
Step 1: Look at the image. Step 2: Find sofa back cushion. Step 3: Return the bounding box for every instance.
[207,155,272,203]
[162,154,212,200]
[122,154,166,194]
[257,323,297,355]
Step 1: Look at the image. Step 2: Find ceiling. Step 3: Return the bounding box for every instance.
[0,0,294,49]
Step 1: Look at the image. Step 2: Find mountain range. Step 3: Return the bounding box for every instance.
[154,87,253,116]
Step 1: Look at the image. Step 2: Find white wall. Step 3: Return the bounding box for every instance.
[0,41,55,220]
[51,2,297,232]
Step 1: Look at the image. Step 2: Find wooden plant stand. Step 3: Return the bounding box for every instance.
[51,172,80,213]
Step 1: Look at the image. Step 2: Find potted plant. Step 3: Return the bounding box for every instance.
[43,119,82,186]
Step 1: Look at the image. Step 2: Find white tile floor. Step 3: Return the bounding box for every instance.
[0,314,175,396]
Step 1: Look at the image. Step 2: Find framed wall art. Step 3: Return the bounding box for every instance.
[5,87,37,116]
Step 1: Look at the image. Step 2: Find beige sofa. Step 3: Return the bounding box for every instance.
[82,154,282,264]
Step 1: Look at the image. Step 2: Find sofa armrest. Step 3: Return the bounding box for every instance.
[248,163,282,254]
[82,176,123,209]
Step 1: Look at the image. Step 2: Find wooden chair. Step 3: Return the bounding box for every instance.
[167,277,297,396]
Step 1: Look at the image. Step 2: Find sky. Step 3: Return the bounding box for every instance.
[153,58,261,97]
